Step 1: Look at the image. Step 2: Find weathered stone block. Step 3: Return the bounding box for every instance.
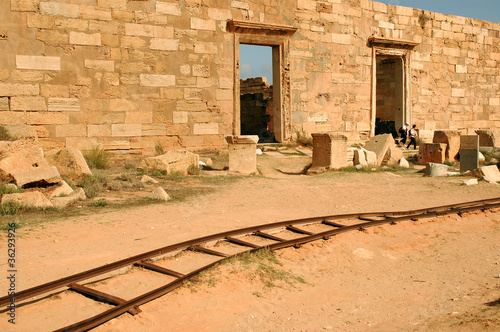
[46,147,92,180]
[46,180,74,199]
[85,59,115,72]
[139,150,199,175]
[353,148,367,166]
[418,143,447,165]
[142,124,167,136]
[27,112,69,125]
[1,191,53,208]
[156,2,181,16]
[193,123,218,135]
[425,163,449,177]
[11,97,47,111]
[111,124,141,137]
[12,165,61,188]
[55,124,87,137]
[148,186,170,201]
[0,83,39,96]
[69,31,101,46]
[0,111,26,124]
[364,134,402,166]
[11,0,40,12]
[226,135,259,175]
[472,165,500,184]
[150,38,179,51]
[309,133,348,173]
[191,18,216,31]
[40,2,79,17]
[48,98,80,112]
[51,187,86,208]
[81,6,112,21]
[16,55,61,70]
[125,23,154,37]
[140,74,175,87]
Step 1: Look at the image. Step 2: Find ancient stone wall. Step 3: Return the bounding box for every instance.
[240,77,272,136]
[0,0,499,154]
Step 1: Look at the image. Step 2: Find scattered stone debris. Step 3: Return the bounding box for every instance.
[140,175,159,184]
[51,188,86,208]
[399,157,410,169]
[0,125,90,209]
[471,165,500,184]
[425,163,449,177]
[463,179,478,186]
[149,186,170,201]
[46,180,74,199]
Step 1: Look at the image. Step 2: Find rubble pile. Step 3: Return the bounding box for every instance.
[0,125,87,209]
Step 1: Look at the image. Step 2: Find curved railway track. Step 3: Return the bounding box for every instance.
[2,197,500,331]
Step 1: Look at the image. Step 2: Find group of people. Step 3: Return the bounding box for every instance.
[398,122,417,150]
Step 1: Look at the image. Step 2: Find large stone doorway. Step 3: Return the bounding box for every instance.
[375,56,404,137]
[229,21,296,143]
[369,37,418,138]
[239,44,276,142]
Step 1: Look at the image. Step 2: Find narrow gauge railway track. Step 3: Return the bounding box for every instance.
[2,197,500,331]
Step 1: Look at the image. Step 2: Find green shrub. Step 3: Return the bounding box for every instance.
[90,198,108,207]
[187,164,201,175]
[77,173,109,198]
[0,184,23,196]
[84,146,109,169]
[124,161,136,170]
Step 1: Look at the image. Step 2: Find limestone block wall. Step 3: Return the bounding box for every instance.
[0,0,499,154]
[240,77,272,135]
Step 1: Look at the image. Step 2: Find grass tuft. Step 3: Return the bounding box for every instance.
[84,146,109,169]
[77,173,109,198]
[0,201,22,215]
[154,142,165,156]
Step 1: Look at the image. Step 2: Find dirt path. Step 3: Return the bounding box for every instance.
[1,162,500,331]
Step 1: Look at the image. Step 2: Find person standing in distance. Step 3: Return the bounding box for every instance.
[406,124,418,150]
[399,122,409,147]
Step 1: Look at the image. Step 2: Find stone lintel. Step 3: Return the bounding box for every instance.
[228,20,297,36]
[368,36,419,50]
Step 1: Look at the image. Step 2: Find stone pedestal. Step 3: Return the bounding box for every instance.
[418,143,447,165]
[308,133,347,173]
[225,135,259,174]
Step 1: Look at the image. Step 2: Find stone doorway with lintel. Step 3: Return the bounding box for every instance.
[228,20,297,143]
[369,37,419,138]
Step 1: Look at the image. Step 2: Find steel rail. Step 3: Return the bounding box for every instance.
[1,197,499,308]
[1,197,499,331]
[53,198,500,331]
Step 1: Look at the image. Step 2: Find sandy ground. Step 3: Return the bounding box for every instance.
[1,152,500,331]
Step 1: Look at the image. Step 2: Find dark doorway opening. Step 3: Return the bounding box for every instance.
[375,56,404,138]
